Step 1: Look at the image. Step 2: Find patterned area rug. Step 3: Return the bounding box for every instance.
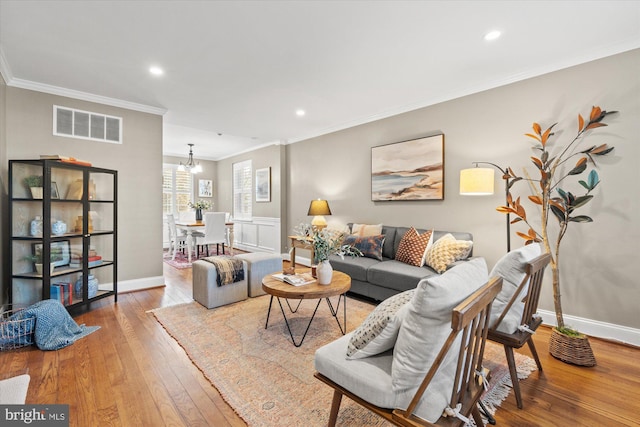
[162,249,224,269]
[152,295,537,426]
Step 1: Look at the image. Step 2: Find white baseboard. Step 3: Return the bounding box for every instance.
[118,276,165,293]
[537,309,639,347]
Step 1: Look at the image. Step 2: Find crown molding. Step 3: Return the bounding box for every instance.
[0,46,14,83]
[6,78,167,116]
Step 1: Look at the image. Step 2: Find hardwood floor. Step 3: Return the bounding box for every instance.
[1,262,638,426]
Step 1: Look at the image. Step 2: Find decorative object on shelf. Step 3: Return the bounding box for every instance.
[51,220,67,236]
[30,216,43,237]
[75,274,99,299]
[371,134,444,201]
[32,240,71,268]
[255,167,271,202]
[496,105,618,366]
[188,199,212,222]
[293,223,362,284]
[66,179,96,200]
[74,215,93,233]
[307,199,331,230]
[460,162,512,251]
[24,252,56,275]
[178,143,202,174]
[198,179,213,197]
[50,182,60,199]
[24,175,43,199]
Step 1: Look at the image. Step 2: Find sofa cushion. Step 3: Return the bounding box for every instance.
[346,289,415,359]
[343,234,385,261]
[424,233,473,274]
[395,227,433,267]
[381,226,398,259]
[392,257,489,423]
[329,254,381,282]
[352,223,383,236]
[367,260,438,292]
[315,334,396,409]
[490,243,542,333]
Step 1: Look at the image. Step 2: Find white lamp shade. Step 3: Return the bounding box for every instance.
[460,168,495,195]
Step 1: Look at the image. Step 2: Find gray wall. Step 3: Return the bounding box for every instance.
[287,49,640,330]
[2,87,164,292]
[216,143,286,245]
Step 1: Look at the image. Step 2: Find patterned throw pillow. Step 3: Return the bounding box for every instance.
[424,233,473,274]
[351,223,383,236]
[343,234,385,261]
[395,227,433,267]
[346,289,415,359]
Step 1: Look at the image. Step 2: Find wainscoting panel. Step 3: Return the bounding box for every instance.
[232,217,281,253]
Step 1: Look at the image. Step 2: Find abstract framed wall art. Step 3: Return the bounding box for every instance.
[255,167,271,202]
[371,134,444,201]
[198,179,213,197]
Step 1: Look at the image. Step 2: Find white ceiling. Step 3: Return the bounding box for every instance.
[1,1,639,161]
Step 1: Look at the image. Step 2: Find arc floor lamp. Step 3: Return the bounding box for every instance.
[460,162,511,252]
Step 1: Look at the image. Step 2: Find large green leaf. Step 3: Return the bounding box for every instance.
[550,205,566,223]
[568,162,587,175]
[569,215,593,223]
[571,195,593,209]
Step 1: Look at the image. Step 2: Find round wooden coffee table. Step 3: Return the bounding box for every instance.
[262,269,351,347]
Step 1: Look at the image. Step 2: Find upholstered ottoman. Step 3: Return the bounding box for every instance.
[192,259,248,308]
[234,252,282,297]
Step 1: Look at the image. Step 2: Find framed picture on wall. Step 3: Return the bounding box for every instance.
[371,134,444,201]
[255,167,271,202]
[198,179,213,197]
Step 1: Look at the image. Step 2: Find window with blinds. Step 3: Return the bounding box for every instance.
[233,159,252,220]
[162,164,194,215]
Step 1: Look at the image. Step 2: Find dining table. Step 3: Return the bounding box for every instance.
[175,220,235,263]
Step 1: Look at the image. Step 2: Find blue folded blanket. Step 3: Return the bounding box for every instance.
[5,299,100,350]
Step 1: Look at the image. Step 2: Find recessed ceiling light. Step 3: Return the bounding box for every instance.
[149,66,164,76]
[484,30,501,41]
[296,109,306,117]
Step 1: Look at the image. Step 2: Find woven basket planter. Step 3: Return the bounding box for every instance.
[549,327,596,367]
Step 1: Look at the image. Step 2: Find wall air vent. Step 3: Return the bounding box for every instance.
[53,105,122,144]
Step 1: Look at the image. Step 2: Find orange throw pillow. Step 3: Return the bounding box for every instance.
[395,227,433,267]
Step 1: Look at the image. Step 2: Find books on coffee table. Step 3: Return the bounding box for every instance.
[271,273,315,286]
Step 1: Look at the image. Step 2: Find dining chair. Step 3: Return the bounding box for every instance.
[166,214,187,259]
[197,212,228,257]
[487,249,551,409]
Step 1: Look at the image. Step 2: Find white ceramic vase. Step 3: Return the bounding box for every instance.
[317,260,333,285]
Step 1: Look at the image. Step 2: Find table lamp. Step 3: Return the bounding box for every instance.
[308,199,331,230]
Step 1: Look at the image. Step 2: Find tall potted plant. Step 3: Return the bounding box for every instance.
[497,106,617,366]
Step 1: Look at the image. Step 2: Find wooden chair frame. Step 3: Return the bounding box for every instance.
[487,252,551,409]
[315,277,503,427]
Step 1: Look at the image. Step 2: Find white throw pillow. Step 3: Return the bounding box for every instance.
[346,289,415,359]
[392,257,488,423]
[489,243,542,334]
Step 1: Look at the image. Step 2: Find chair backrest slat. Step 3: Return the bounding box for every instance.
[493,253,551,330]
[402,277,502,419]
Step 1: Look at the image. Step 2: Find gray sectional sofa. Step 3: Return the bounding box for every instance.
[328,225,473,301]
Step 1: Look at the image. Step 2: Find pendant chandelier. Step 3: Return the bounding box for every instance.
[178,143,202,174]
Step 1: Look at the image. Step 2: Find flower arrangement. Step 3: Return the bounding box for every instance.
[293,223,362,263]
[188,199,212,210]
